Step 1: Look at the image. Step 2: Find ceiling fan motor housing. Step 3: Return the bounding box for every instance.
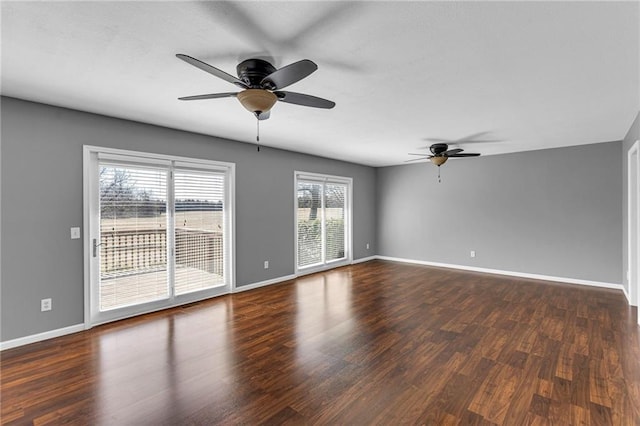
[236,59,277,88]
[430,143,449,156]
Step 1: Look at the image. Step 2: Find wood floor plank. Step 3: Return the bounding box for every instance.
[555,343,574,381]
[2,260,639,425]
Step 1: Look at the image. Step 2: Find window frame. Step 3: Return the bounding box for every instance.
[83,146,235,327]
[294,171,353,275]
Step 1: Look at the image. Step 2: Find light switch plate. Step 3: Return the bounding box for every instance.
[70,227,81,239]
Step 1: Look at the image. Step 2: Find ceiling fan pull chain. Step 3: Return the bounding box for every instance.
[256,116,260,151]
[438,166,441,183]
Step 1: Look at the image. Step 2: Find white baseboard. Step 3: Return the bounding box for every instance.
[1,323,85,351]
[352,255,377,264]
[234,257,375,292]
[3,267,338,350]
[233,274,297,293]
[3,258,626,351]
[2,274,298,350]
[376,255,625,293]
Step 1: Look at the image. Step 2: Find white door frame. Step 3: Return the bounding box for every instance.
[628,140,639,323]
[294,171,353,275]
[83,145,236,328]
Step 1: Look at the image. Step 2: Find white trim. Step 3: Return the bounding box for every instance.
[295,261,350,277]
[295,171,352,183]
[622,286,631,304]
[87,145,235,170]
[98,154,172,168]
[83,145,236,328]
[6,255,626,350]
[352,256,377,264]
[376,256,625,292]
[1,324,85,351]
[294,171,353,274]
[234,258,375,293]
[627,140,639,310]
[233,274,297,293]
[228,164,237,295]
[83,147,93,328]
[88,289,230,327]
[4,274,294,350]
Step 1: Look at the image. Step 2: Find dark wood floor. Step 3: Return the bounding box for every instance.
[2,260,640,425]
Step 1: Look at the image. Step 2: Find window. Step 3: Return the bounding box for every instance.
[98,164,169,310]
[85,147,234,325]
[173,169,226,295]
[295,172,352,272]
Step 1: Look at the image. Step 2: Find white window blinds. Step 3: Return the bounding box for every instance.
[297,182,324,268]
[296,173,351,270]
[174,169,226,295]
[99,164,169,310]
[95,153,232,313]
[324,183,346,262]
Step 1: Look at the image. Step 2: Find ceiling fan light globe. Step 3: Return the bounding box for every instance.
[430,156,448,166]
[237,89,277,114]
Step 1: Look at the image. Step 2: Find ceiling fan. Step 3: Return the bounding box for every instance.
[176,54,335,121]
[406,143,481,183]
[406,132,500,166]
[407,143,481,166]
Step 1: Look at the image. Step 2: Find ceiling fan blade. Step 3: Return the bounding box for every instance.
[275,91,335,109]
[178,92,238,101]
[176,54,248,89]
[423,138,451,143]
[448,153,481,157]
[404,157,430,162]
[453,132,492,143]
[425,132,491,144]
[456,139,503,144]
[288,3,361,47]
[408,153,433,156]
[257,111,270,121]
[443,148,464,156]
[424,132,503,145]
[261,60,318,90]
[201,2,273,52]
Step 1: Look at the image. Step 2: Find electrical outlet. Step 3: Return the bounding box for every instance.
[470,250,476,258]
[264,260,269,269]
[70,227,81,239]
[366,243,370,250]
[41,298,52,312]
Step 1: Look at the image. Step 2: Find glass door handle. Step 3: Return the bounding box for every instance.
[93,238,103,258]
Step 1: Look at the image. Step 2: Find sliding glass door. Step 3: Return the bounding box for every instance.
[98,164,169,310]
[85,147,234,325]
[296,172,352,272]
[173,169,226,295]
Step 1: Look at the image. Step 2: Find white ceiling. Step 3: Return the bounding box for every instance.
[2,1,638,166]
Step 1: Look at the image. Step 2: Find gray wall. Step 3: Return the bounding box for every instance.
[1,96,377,341]
[622,111,640,296]
[377,141,622,284]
